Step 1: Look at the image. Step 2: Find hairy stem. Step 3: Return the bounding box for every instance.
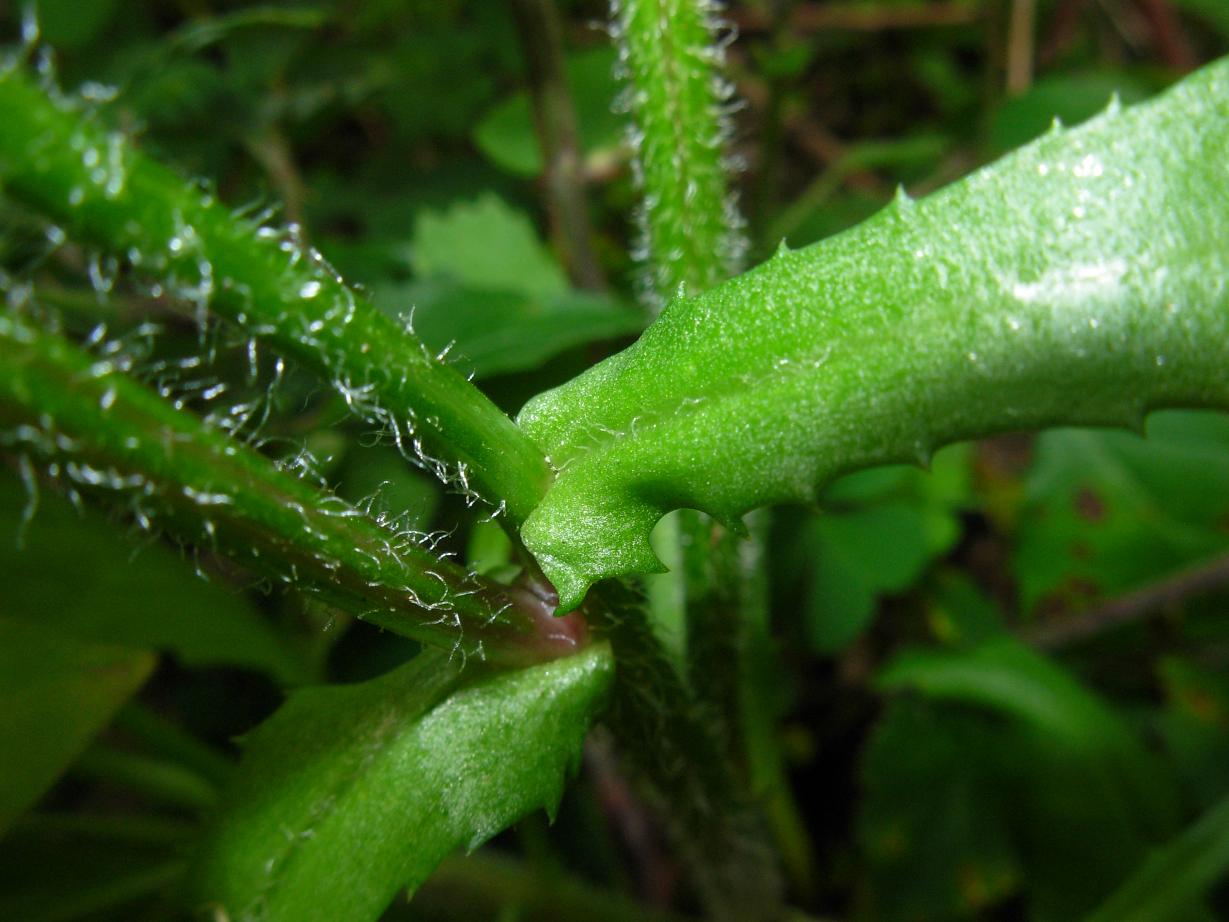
[612,0,746,308]
[609,1,791,909]
[0,312,585,665]
[0,68,551,525]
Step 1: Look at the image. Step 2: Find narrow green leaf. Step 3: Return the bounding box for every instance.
[0,617,155,833]
[189,644,613,922]
[518,56,1229,611]
[0,67,550,525]
[0,471,306,684]
[1084,792,1229,922]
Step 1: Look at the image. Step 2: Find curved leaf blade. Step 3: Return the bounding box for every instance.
[0,618,154,833]
[0,473,306,684]
[517,57,1229,610]
[189,644,613,922]
[1084,792,1229,922]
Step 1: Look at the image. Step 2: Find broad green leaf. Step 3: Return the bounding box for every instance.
[516,57,1229,611]
[878,638,1180,839]
[378,277,643,379]
[881,638,1143,760]
[410,194,568,297]
[988,71,1156,152]
[0,617,154,833]
[859,702,1023,921]
[189,644,613,922]
[473,48,624,177]
[1155,657,1229,811]
[1084,792,1229,922]
[874,642,1187,919]
[0,473,306,684]
[1015,411,1229,615]
[804,445,969,651]
[805,502,956,651]
[394,194,644,377]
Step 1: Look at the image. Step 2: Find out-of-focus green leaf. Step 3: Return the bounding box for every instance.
[872,640,1192,919]
[382,277,643,379]
[988,71,1156,152]
[1155,658,1229,811]
[802,445,970,651]
[924,572,1007,646]
[1015,411,1229,616]
[0,617,155,833]
[880,638,1152,769]
[410,193,568,295]
[386,194,642,378]
[1171,0,1229,40]
[805,502,954,651]
[35,0,120,49]
[190,644,613,922]
[1084,792,1229,922]
[859,702,1022,921]
[474,48,624,177]
[879,638,1181,836]
[0,814,189,922]
[0,474,307,685]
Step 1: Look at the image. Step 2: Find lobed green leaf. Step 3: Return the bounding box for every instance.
[189,644,613,922]
[518,56,1229,611]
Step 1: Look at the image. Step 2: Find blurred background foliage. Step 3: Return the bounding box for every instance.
[2,0,1229,920]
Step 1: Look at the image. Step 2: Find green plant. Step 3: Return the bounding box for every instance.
[4,2,1229,921]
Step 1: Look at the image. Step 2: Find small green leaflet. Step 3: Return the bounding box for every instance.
[189,644,613,922]
[381,194,642,378]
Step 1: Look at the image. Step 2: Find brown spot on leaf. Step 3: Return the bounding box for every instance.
[1074,487,1107,522]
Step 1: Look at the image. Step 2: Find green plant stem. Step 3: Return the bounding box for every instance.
[0,68,551,526]
[612,0,745,308]
[509,0,607,291]
[0,312,586,665]
[611,1,795,908]
[588,584,781,921]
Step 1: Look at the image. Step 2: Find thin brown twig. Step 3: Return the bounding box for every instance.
[1006,0,1037,95]
[509,0,607,291]
[1025,551,1229,649]
[1135,0,1197,71]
